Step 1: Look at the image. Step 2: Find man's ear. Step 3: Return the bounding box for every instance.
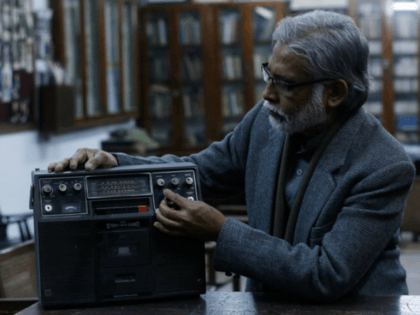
[325,79,348,109]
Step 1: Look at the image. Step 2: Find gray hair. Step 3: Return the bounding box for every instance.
[272,10,370,113]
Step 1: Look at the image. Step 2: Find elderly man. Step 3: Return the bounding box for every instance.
[49,11,415,301]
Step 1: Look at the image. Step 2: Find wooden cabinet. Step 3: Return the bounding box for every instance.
[139,2,285,155]
[352,0,420,142]
[0,0,36,133]
[50,0,139,131]
[139,4,217,155]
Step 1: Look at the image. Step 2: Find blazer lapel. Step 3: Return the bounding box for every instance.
[292,108,366,245]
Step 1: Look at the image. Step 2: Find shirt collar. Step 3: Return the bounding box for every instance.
[291,127,330,154]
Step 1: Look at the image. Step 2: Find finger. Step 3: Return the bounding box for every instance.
[86,151,117,171]
[69,149,89,170]
[160,199,187,220]
[163,189,189,208]
[52,158,71,172]
[47,162,57,172]
[155,208,182,229]
[153,221,185,236]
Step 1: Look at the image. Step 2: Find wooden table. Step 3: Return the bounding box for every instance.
[12,292,420,314]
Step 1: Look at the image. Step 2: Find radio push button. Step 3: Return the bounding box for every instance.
[157,178,165,187]
[59,184,67,193]
[42,185,53,195]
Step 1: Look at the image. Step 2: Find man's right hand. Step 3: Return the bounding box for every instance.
[48,148,118,172]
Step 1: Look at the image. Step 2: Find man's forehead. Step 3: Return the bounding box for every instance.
[268,45,308,80]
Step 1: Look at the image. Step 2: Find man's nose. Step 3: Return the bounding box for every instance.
[262,80,279,103]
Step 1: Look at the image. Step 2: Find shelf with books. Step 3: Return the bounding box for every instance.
[104,0,120,115]
[181,50,203,81]
[0,0,35,130]
[217,7,245,134]
[356,1,384,123]
[84,0,102,117]
[179,11,201,45]
[146,17,168,46]
[253,6,276,43]
[45,0,139,133]
[178,10,207,148]
[392,6,419,142]
[63,0,83,118]
[122,1,138,112]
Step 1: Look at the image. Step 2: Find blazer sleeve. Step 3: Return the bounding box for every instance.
[213,159,415,301]
[115,102,263,199]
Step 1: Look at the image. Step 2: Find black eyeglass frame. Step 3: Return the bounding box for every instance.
[261,62,335,94]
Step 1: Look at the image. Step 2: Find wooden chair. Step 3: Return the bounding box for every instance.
[401,177,420,241]
[0,240,37,298]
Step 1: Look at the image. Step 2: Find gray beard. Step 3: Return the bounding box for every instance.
[262,84,331,134]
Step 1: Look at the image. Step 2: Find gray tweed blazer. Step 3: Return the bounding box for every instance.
[115,101,415,302]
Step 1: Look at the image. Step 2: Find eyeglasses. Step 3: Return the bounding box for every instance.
[261,62,333,97]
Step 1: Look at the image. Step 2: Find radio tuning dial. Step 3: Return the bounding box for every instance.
[74,183,83,192]
[42,185,53,195]
[171,178,179,186]
[186,177,194,185]
[157,178,165,187]
[59,184,67,193]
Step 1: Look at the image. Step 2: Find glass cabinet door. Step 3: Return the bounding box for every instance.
[392,1,419,142]
[146,11,172,146]
[122,1,136,112]
[179,10,206,147]
[253,6,276,103]
[357,1,383,123]
[219,8,244,135]
[104,0,120,114]
[63,0,83,118]
[84,0,101,117]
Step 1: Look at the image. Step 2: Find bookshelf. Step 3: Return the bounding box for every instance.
[139,4,217,155]
[352,0,420,143]
[355,1,384,123]
[138,1,420,155]
[0,0,36,133]
[49,0,139,132]
[138,2,286,155]
[392,1,419,142]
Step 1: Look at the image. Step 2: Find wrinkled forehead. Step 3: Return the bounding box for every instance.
[268,44,310,81]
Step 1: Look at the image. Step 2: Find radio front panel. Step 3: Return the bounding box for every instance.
[30,163,205,308]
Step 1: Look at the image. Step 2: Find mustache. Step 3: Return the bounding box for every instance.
[262,101,289,120]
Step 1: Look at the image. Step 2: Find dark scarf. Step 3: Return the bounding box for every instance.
[271,117,346,243]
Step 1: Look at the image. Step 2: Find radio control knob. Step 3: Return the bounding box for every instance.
[187,196,195,201]
[42,185,53,195]
[59,184,67,193]
[157,178,165,187]
[74,183,82,191]
[171,178,179,186]
[186,177,194,185]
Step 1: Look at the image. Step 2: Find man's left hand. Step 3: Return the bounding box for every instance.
[154,189,226,242]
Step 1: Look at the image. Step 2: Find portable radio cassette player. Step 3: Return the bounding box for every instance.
[29,163,206,308]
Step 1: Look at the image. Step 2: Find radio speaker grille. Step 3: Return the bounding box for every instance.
[38,221,95,302]
[152,233,205,294]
